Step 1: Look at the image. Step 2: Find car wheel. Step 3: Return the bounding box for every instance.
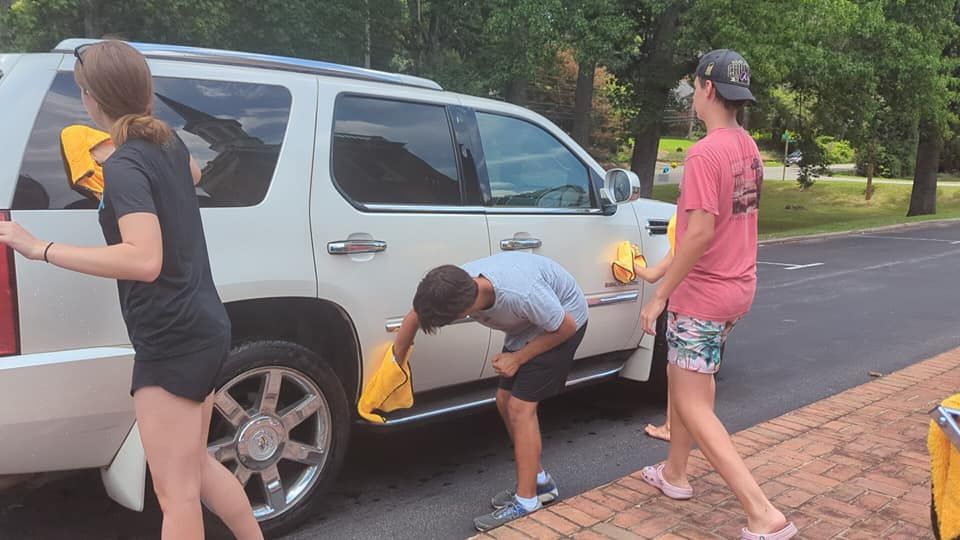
[207,340,350,537]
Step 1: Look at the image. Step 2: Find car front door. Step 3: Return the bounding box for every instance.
[465,105,644,377]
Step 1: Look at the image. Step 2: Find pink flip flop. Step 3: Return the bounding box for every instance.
[639,463,693,500]
[740,521,798,540]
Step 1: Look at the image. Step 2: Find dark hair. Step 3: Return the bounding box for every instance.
[413,265,479,334]
[696,76,748,123]
[74,41,172,146]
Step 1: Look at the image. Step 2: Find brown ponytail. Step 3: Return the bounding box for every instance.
[111,112,172,147]
[74,41,172,146]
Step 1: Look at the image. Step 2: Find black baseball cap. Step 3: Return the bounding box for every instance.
[695,49,756,103]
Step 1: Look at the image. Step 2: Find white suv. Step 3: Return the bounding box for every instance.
[0,38,675,535]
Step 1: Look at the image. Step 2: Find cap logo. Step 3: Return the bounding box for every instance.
[728,59,750,85]
[704,62,715,77]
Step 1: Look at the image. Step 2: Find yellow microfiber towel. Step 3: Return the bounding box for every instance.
[357,344,414,423]
[60,125,111,201]
[612,241,645,284]
[929,393,960,540]
[667,214,677,255]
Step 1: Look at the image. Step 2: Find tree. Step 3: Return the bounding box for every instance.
[0,0,235,51]
[907,1,959,216]
[0,0,404,70]
[399,0,488,94]
[480,0,563,105]
[559,0,631,146]
[609,0,697,198]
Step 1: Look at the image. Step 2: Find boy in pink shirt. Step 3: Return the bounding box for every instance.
[639,49,796,540]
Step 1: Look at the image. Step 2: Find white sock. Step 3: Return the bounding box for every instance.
[537,470,550,484]
[514,494,540,511]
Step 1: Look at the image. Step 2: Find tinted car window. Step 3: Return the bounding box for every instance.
[332,96,461,206]
[476,112,592,209]
[14,72,292,209]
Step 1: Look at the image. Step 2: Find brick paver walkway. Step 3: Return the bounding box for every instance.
[473,348,960,539]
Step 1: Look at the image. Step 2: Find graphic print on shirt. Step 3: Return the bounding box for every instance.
[732,157,763,215]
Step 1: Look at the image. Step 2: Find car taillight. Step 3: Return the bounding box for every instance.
[0,211,19,356]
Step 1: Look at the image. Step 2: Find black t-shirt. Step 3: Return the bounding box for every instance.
[100,135,229,360]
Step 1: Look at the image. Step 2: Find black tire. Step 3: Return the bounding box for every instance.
[207,341,350,538]
[645,311,670,402]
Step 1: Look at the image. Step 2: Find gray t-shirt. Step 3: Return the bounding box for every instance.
[461,253,588,352]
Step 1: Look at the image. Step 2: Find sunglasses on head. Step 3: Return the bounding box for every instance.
[73,43,94,68]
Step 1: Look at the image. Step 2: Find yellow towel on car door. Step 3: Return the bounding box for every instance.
[357,344,414,423]
[930,393,960,540]
[612,241,645,284]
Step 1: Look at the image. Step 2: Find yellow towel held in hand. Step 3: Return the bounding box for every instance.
[357,344,414,423]
[60,125,112,201]
[930,393,960,540]
[667,214,677,255]
[612,241,644,284]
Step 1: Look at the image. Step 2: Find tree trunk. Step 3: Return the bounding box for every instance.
[572,61,596,147]
[865,163,875,201]
[907,116,942,216]
[82,0,103,38]
[363,0,372,68]
[623,1,684,198]
[408,0,423,71]
[505,78,528,106]
[630,120,662,198]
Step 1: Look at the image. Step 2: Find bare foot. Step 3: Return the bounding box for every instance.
[644,423,671,442]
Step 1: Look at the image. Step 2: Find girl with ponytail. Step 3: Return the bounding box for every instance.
[0,41,262,540]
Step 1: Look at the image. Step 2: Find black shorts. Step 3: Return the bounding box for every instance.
[131,335,229,402]
[499,322,587,403]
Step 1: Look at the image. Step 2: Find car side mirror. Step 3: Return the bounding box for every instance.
[604,168,642,204]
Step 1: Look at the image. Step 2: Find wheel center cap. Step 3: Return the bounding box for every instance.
[238,416,285,465]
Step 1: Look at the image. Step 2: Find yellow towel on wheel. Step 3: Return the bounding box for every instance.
[929,393,960,540]
[357,344,414,423]
[612,241,645,284]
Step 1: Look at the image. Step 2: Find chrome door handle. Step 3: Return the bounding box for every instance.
[327,240,387,255]
[500,238,542,251]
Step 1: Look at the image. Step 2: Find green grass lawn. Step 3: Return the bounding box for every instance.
[651,181,960,239]
[658,137,697,153]
[829,169,960,183]
[657,137,782,166]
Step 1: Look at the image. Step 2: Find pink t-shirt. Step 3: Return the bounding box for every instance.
[669,127,763,322]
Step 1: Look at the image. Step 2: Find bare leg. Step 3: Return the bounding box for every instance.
[645,389,672,442]
[135,387,206,540]
[498,388,544,476]
[663,365,788,534]
[506,396,541,499]
[198,393,264,540]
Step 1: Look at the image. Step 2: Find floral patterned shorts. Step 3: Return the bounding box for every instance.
[666,311,738,374]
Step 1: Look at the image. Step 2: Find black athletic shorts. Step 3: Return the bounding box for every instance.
[499,322,587,403]
[130,334,229,402]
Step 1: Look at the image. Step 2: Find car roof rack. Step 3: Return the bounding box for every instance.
[53,38,443,91]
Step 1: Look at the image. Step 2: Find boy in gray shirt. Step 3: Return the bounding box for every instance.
[393,252,588,531]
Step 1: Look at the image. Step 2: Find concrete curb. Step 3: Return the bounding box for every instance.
[759,217,960,246]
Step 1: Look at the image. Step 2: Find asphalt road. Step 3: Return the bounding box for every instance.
[2,221,959,540]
